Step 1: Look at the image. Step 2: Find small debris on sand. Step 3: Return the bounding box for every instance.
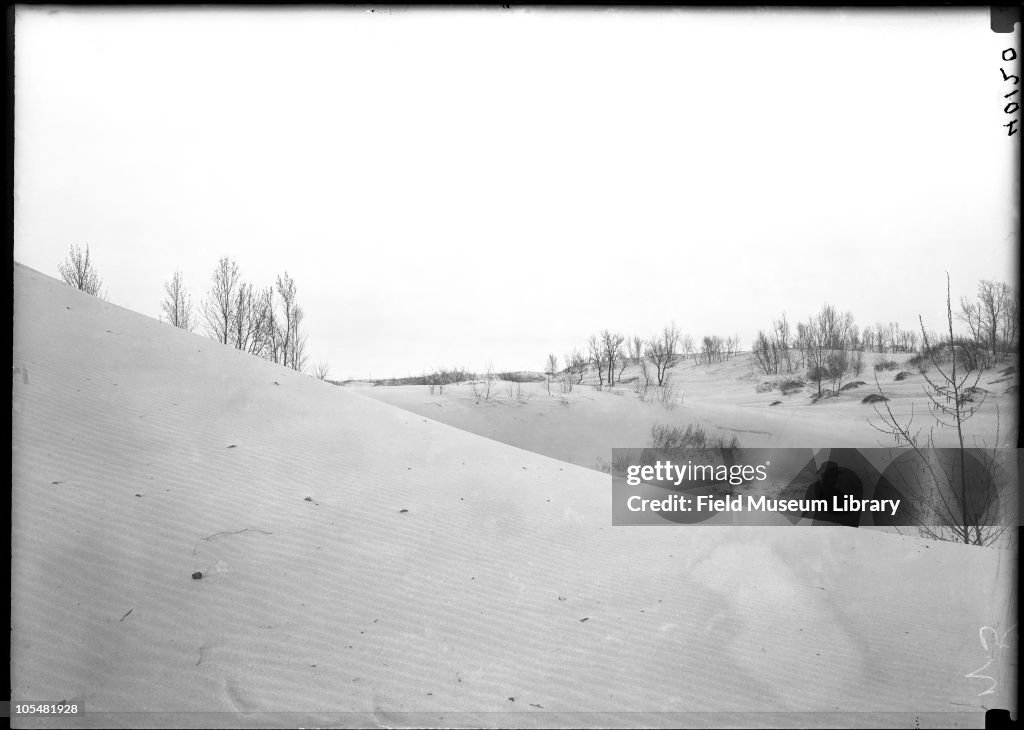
[192,571,203,580]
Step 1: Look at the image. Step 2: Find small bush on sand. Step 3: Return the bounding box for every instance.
[874,357,899,372]
[779,378,805,395]
[862,393,888,404]
[659,376,681,410]
[498,371,544,383]
[907,353,931,373]
[650,422,740,452]
[894,371,914,381]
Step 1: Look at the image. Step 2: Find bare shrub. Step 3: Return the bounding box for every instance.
[644,324,682,385]
[658,375,680,410]
[201,257,241,345]
[565,348,587,385]
[589,335,604,388]
[312,361,330,380]
[601,330,625,386]
[58,244,106,298]
[850,348,864,376]
[651,422,706,450]
[483,362,495,400]
[779,378,805,395]
[161,269,193,330]
[545,354,558,397]
[426,369,448,395]
[907,353,931,374]
[634,366,654,403]
[650,422,739,452]
[869,273,1008,546]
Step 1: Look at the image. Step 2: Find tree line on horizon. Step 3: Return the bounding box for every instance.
[56,244,321,376]
[750,278,1019,399]
[548,328,740,392]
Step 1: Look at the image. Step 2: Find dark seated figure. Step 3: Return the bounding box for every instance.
[802,458,864,527]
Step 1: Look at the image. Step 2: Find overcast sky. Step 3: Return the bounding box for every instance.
[14,7,1020,379]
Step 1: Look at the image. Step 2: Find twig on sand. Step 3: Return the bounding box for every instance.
[192,528,273,555]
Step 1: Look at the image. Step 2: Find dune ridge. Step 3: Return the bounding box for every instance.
[11,263,1016,728]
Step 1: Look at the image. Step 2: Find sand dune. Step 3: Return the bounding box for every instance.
[10,262,1017,728]
[353,357,1017,471]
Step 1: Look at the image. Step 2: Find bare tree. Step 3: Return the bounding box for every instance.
[589,334,604,388]
[565,348,587,385]
[601,330,625,386]
[801,315,828,399]
[273,272,308,371]
[1000,286,1019,357]
[160,269,193,330]
[874,321,891,354]
[977,280,1008,363]
[201,257,241,345]
[850,348,864,377]
[637,356,653,398]
[231,281,261,353]
[700,335,724,364]
[545,353,558,396]
[246,286,275,358]
[484,361,495,400]
[290,305,309,373]
[774,313,793,372]
[752,330,780,376]
[681,334,696,365]
[819,305,855,394]
[724,335,739,360]
[644,323,681,386]
[617,354,629,383]
[58,244,106,299]
[870,273,1004,546]
[628,335,645,364]
[861,326,876,353]
[312,361,330,380]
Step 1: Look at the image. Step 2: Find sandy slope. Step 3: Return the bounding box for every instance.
[10,263,1017,728]
[353,356,1017,472]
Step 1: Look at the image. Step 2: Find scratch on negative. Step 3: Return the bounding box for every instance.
[192,528,273,555]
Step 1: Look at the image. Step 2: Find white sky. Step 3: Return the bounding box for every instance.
[14,7,1020,379]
